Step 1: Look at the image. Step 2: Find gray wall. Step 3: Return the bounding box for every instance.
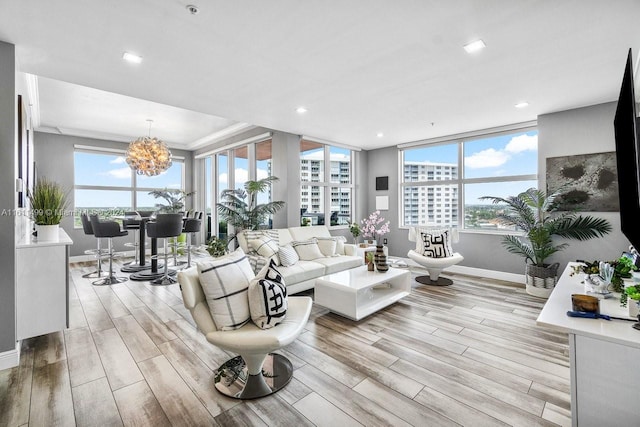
[538,102,628,269]
[34,132,194,257]
[366,101,628,275]
[0,41,16,352]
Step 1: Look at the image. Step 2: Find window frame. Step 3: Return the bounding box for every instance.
[399,125,538,232]
[73,145,185,227]
[300,143,355,229]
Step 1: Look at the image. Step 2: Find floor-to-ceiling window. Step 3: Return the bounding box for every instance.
[300,140,354,227]
[73,146,184,227]
[400,127,538,230]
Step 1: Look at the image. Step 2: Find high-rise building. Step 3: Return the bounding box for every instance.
[300,155,351,226]
[403,161,458,226]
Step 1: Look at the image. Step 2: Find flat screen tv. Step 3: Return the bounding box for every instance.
[614,48,640,251]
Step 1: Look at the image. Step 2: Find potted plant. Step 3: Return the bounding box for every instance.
[28,178,69,241]
[481,187,612,298]
[365,251,375,271]
[625,285,640,317]
[349,221,361,245]
[217,176,285,244]
[206,236,229,258]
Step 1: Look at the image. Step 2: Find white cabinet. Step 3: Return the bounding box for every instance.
[537,263,640,426]
[16,228,72,340]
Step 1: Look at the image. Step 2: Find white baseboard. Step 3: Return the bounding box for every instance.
[0,342,20,370]
[447,264,525,285]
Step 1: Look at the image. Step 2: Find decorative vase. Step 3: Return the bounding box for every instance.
[36,224,59,242]
[374,245,389,272]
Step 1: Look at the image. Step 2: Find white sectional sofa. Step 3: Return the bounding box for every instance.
[237,225,363,294]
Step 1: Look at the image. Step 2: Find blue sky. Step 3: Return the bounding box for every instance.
[404,130,538,204]
[74,152,183,208]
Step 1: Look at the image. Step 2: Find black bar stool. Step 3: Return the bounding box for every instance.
[146,213,184,285]
[80,213,109,278]
[182,215,203,268]
[89,214,129,286]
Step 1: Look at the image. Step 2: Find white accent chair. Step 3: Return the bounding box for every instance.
[407,226,464,286]
[177,267,312,399]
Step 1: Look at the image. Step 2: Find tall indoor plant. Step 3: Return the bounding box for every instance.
[481,187,612,297]
[216,176,285,244]
[28,178,69,241]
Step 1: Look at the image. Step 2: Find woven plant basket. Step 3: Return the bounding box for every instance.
[525,262,560,298]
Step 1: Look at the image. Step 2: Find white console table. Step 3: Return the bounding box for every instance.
[537,262,640,427]
[16,228,73,340]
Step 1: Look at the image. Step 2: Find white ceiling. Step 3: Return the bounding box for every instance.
[1,0,639,151]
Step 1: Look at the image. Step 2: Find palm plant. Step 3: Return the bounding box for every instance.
[480,187,612,267]
[148,188,194,213]
[217,176,285,236]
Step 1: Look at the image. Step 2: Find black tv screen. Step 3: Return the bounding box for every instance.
[614,48,640,251]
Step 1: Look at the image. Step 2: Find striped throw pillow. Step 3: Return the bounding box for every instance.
[278,244,299,267]
[248,259,288,329]
[197,248,254,330]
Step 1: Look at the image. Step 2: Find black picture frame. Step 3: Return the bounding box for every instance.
[376,176,388,191]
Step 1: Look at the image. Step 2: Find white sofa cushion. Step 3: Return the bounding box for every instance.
[316,237,338,256]
[292,238,325,261]
[276,260,325,285]
[197,248,254,331]
[248,260,288,329]
[289,225,332,241]
[312,255,363,274]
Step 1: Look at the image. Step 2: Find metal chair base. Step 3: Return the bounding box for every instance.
[121,261,151,273]
[415,275,453,286]
[214,354,293,399]
[128,267,172,282]
[151,275,178,286]
[92,276,128,286]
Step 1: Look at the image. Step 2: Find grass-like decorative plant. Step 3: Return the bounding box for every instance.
[28,178,69,225]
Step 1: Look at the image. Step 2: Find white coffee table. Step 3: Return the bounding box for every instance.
[314,265,411,320]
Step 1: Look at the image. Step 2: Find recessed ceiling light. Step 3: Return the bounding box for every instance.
[377,132,384,138]
[515,102,529,109]
[463,40,486,53]
[296,107,308,114]
[122,52,142,64]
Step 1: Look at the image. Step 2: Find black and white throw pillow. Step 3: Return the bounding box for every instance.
[248,259,288,329]
[197,248,254,331]
[421,231,453,258]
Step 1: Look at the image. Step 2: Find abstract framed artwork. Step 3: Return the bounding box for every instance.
[546,151,619,212]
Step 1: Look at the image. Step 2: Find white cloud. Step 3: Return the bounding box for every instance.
[464,148,510,169]
[256,168,269,180]
[105,167,132,179]
[110,156,127,164]
[235,168,249,186]
[219,173,228,185]
[505,134,538,153]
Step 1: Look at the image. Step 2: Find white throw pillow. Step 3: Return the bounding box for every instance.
[248,260,287,329]
[278,244,299,267]
[197,248,254,331]
[292,238,325,260]
[316,237,338,256]
[421,230,453,258]
[335,235,347,255]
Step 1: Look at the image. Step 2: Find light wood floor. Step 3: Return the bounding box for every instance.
[0,260,571,426]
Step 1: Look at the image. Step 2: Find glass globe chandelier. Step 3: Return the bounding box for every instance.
[126,120,173,176]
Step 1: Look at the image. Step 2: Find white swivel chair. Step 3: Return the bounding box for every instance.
[178,267,312,399]
[407,226,464,286]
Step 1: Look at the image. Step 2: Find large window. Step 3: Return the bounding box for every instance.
[300,141,353,227]
[74,148,184,226]
[400,128,538,230]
